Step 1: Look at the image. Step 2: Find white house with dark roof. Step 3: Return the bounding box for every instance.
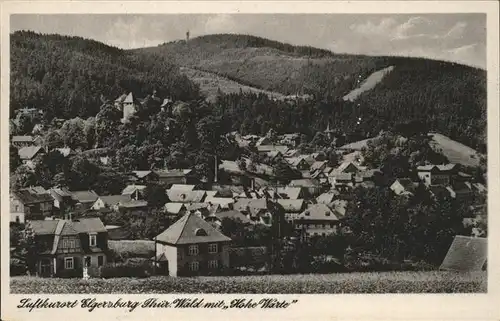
[295,203,342,237]
[417,164,458,186]
[154,212,232,276]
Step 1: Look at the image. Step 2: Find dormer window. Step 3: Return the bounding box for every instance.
[195,228,207,236]
[325,212,330,216]
[89,234,97,247]
[305,211,310,216]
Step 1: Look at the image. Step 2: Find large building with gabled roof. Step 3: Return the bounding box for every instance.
[154,212,232,276]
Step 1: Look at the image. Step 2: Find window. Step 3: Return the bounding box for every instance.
[15,216,20,223]
[64,257,74,269]
[89,234,97,247]
[98,255,104,267]
[188,245,199,256]
[208,260,218,269]
[189,261,199,271]
[195,228,207,236]
[208,243,218,253]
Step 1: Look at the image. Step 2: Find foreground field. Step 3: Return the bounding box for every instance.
[11,271,486,294]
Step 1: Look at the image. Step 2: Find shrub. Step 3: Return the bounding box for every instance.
[10,258,27,276]
[99,258,153,278]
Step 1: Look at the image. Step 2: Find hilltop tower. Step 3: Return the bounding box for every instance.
[186,30,190,43]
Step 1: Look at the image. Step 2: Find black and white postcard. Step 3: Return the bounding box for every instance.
[1,1,499,321]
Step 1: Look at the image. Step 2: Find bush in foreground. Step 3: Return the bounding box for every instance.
[10,271,486,294]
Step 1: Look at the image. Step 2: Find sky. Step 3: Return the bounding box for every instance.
[11,14,486,69]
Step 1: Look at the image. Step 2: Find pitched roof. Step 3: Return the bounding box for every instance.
[169,184,196,191]
[121,184,147,195]
[234,198,268,211]
[164,202,186,214]
[299,203,340,221]
[285,156,309,167]
[24,186,48,194]
[115,93,128,102]
[55,148,73,157]
[12,189,53,204]
[12,135,34,142]
[71,190,99,203]
[167,190,206,203]
[29,217,107,236]
[335,173,353,181]
[276,187,303,200]
[124,92,134,103]
[73,217,107,233]
[257,145,289,153]
[49,187,72,199]
[310,161,327,172]
[205,196,235,207]
[98,195,131,206]
[276,199,305,213]
[417,164,457,172]
[156,170,193,178]
[316,192,338,204]
[289,178,320,187]
[155,212,231,245]
[214,210,252,224]
[119,200,148,208]
[18,146,43,160]
[131,170,153,179]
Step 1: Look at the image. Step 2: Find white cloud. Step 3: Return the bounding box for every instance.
[349,18,398,36]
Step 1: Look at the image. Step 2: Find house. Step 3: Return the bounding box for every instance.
[204,196,235,209]
[276,187,306,200]
[156,170,197,186]
[55,148,75,158]
[256,145,289,155]
[255,136,271,146]
[284,149,300,158]
[417,164,457,186]
[328,161,364,186]
[234,198,272,225]
[12,135,42,148]
[92,195,131,210]
[316,191,340,205]
[116,200,148,214]
[115,92,140,123]
[295,204,342,237]
[18,146,44,168]
[280,133,300,147]
[49,187,76,212]
[446,182,473,202]
[27,218,108,277]
[276,199,306,222]
[285,157,310,170]
[10,189,54,223]
[186,203,222,217]
[206,210,252,227]
[266,150,283,162]
[121,184,147,200]
[164,203,187,217]
[289,178,322,197]
[357,169,382,183]
[167,190,206,203]
[311,170,328,184]
[310,161,327,173]
[390,179,419,196]
[154,212,232,276]
[71,190,100,210]
[130,170,159,184]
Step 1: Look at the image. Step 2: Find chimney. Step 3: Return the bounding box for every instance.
[251,178,255,191]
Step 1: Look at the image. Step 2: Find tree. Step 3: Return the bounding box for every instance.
[10,145,21,172]
[44,129,64,149]
[12,165,37,190]
[59,118,87,150]
[34,150,70,188]
[144,182,168,208]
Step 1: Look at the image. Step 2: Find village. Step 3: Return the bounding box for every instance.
[9,89,487,280]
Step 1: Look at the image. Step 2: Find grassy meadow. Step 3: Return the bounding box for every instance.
[11,271,486,294]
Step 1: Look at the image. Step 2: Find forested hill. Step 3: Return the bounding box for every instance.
[136,34,487,152]
[10,31,201,120]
